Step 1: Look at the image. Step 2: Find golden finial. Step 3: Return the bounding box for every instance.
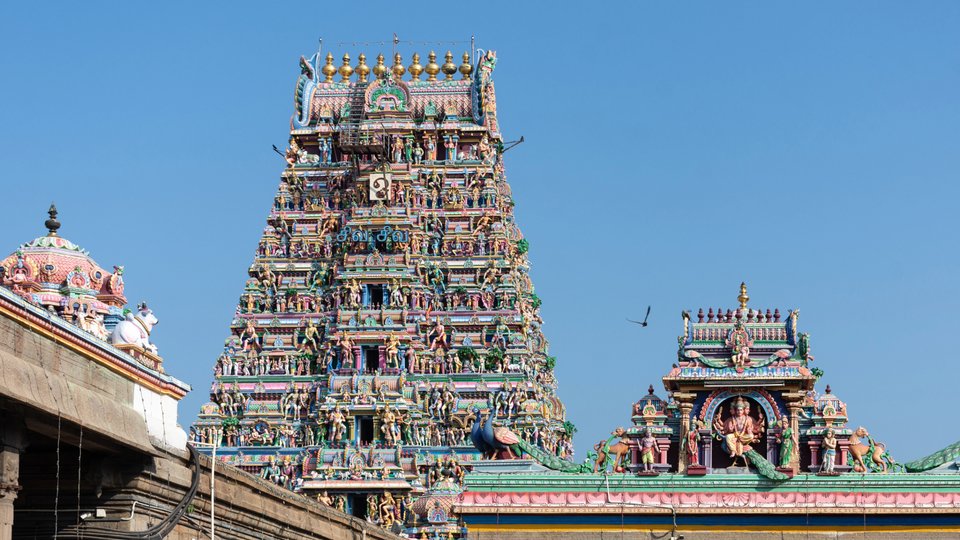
[356,53,370,83]
[372,53,387,79]
[425,51,440,81]
[392,52,405,78]
[338,53,353,82]
[738,282,749,310]
[459,52,473,79]
[441,51,457,80]
[408,53,423,81]
[321,52,337,83]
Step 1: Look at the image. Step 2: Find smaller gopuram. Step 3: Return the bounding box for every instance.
[666,282,819,477]
[456,284,960,539]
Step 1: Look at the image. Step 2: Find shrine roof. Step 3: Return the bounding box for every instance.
[1,205,126,308]
[293,49,499,131]
[307,79,475,122]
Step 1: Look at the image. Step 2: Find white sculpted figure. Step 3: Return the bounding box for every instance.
[111,303,159,354]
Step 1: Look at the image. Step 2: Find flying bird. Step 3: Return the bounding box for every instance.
[627,305,652,327]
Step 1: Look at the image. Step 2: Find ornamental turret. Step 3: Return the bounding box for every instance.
[0,205,126,339]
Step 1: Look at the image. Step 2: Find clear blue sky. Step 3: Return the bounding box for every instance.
[2,2,958,461]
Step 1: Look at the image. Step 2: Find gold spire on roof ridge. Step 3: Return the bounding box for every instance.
[409,52,423,81]
[392,52,405,78]
[338,53,353,82]
[441,50,457,80]
[425,51,440,81]
[373,53,387,79]
[459,52,473,79]
[321,53,336,83]
[738,282,749,310]
[356,53,370,83]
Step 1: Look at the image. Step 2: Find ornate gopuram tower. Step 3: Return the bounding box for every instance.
[191,48,570,536]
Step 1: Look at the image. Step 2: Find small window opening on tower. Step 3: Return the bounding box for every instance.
[364,347,380,373]
[358,416,374,445]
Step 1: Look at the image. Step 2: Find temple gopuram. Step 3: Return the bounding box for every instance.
[189,47,570,537]
[456,284,960,539]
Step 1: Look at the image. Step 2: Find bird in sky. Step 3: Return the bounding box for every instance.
[627,305,652,327]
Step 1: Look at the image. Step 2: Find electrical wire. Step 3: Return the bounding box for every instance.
[55,414,61,534]
[73,444,201,540]
[77,424,83,540]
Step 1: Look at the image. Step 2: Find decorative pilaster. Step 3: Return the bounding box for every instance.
[0,420,26,540]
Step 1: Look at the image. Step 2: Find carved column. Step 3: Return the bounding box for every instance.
[657,437,670,465]
[353,346,362,371]
[702,432,713,469]
[787,401,803,473]
[0,419,26,540]
[678,402,693,474]
[808,439,821,472]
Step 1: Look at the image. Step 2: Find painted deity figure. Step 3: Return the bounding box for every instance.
[385,332,400,368]
[413,142,423,164]
[285,138,300,166]
[684,421,701,466]
[713,396,763,463]
[328,405,347,443]
[240,320,260,351]
[726,323,753,372]
[640,428,659,472]
[405,345,418,373]
[477,134,493,163]
[301,319,321,353]
[319,137,331,163]
[346,279,361,308]
[444,137,456,163]
[379,492,397,527]
[337,331,354,369]
[425,136,437,161]
[821,428,838,473]
[428,317,447,351]
[392,136,404,163]
[777,414,796,468]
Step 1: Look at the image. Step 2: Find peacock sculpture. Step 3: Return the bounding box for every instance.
[471,409,593,473]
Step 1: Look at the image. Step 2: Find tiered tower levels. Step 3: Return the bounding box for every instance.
[191,48,569,532]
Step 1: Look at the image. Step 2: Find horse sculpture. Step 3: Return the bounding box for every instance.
[111,303,159,354]
[849,426,893,473]
[594,427,631,473]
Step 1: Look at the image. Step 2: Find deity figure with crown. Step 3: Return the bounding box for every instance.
[713,396,764,464]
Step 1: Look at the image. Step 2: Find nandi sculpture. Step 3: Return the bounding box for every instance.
[111,302,159,355]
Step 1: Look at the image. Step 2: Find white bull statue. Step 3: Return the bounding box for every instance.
[111,303,159,355]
